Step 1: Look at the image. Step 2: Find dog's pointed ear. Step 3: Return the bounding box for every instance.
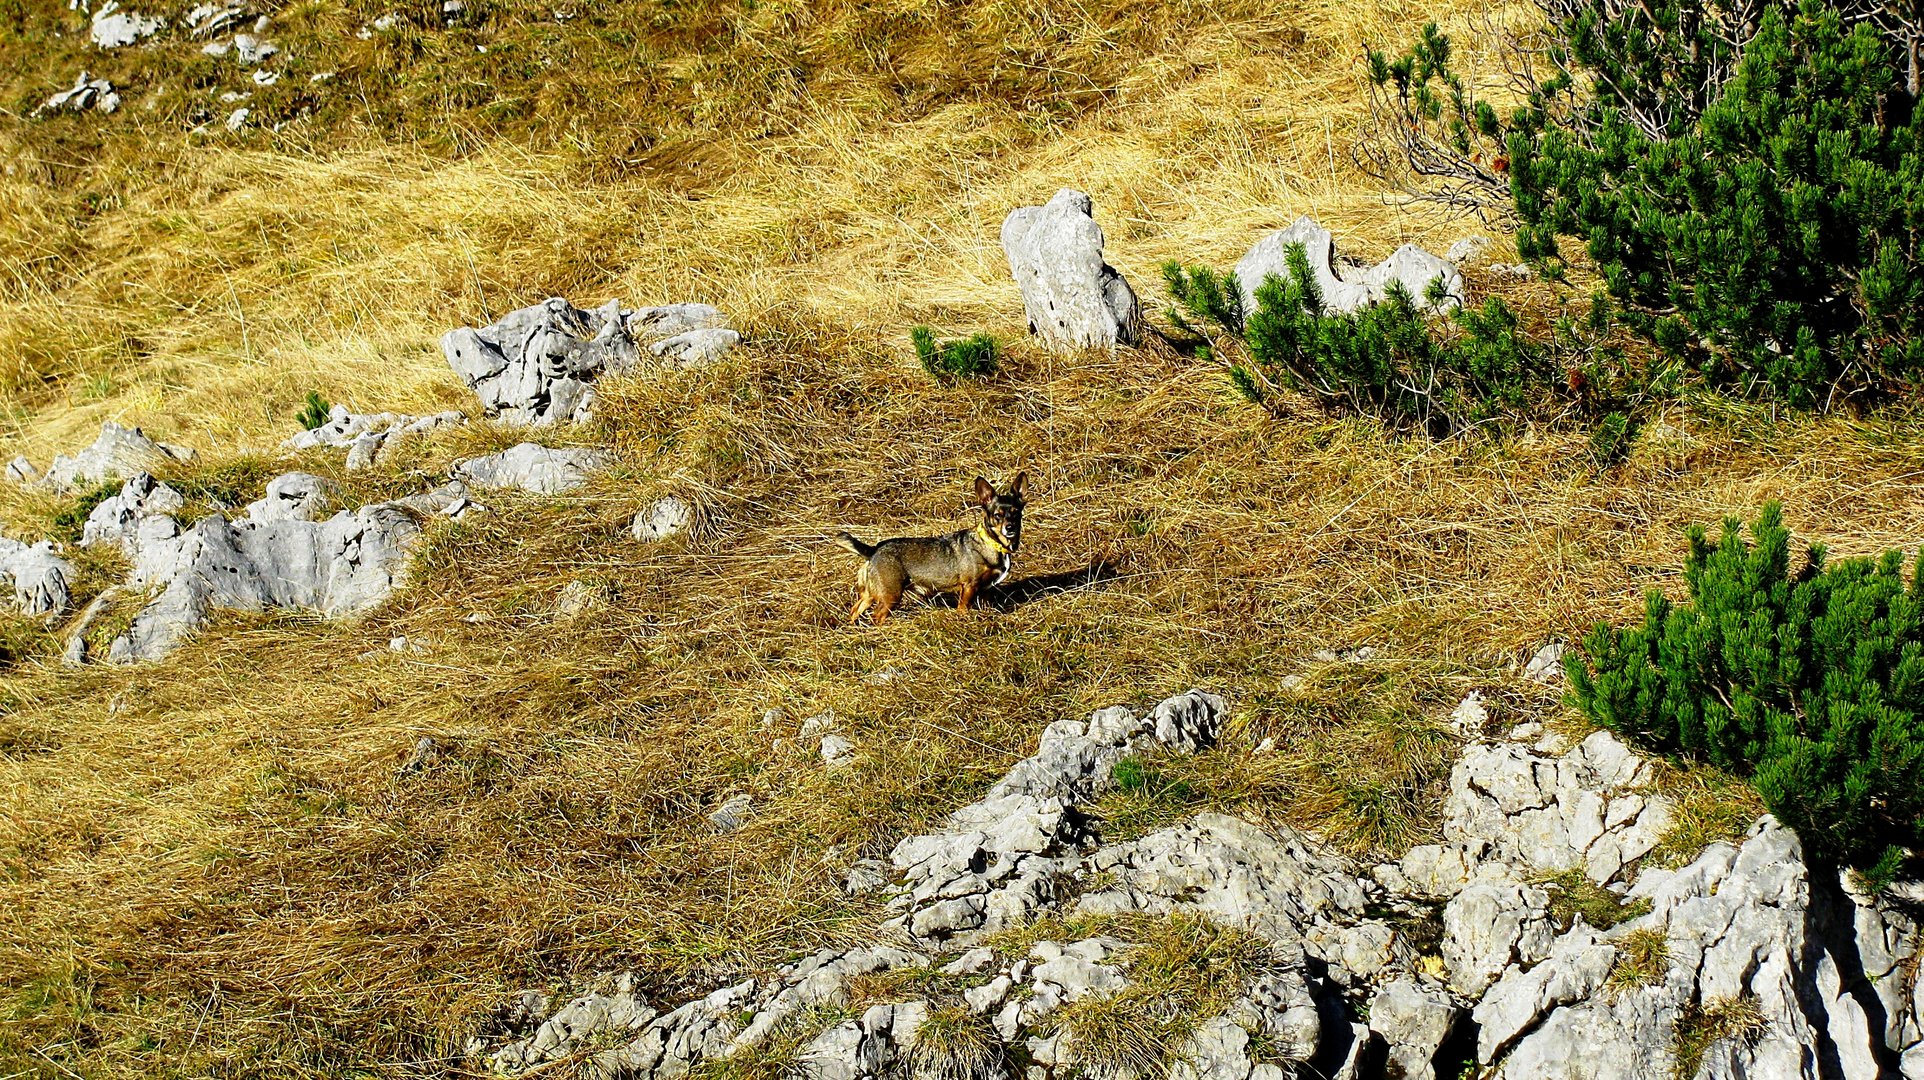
[974,476,994,505]
[1010,471,1027,498]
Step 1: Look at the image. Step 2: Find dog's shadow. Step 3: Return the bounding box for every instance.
[923,561,1121,612]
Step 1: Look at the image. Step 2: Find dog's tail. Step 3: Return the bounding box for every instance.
[834,532,878,559]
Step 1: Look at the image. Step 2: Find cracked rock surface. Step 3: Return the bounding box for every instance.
[79,471,475,663]
[474,696,1924,1080]
[1001,189,1141,351]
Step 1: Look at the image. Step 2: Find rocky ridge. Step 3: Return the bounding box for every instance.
[473,690,1924,1080]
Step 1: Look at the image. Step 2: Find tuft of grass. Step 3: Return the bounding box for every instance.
[1645,764,1766,869]
[48,480,124,545]
[1606,927,1670,994]
[909,1005,1003,1080]
[912,326,999,381]
[1094,755,1202,840]
[1047,913,1274,1080]
[1671,996,1766,1080]
[1534,868,1652,931]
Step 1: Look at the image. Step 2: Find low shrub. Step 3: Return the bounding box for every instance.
[296,390,333,431]
[911,326,998,380]
[1568,502,1924,869]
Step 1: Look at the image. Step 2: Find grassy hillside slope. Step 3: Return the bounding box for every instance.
[0,0,1915,1076]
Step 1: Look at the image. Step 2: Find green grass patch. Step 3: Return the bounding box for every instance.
[1534,868,1651,931]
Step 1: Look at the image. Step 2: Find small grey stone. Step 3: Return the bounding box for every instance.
[819,734,855,767]
[708,794,754,833]
[632,497,693,542]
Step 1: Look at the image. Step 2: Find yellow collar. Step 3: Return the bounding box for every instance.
[975,524,1014,557]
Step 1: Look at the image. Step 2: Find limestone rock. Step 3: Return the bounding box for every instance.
[80,472,465,663]
[37,71,120,115]
[441,299,734,425]
[1523,641,1567,684]
[453,443,610,495]
[231,31,275,64]
[183,1,249,36]
[243,472,339,522]
[632,497,693,542]
[26,422,190,492]
[1368,977,1459,1080]
[885,690,1226,945]
[708,794,753,833]
[91,1,165,47]
[1233,216,1464,316]
[0,538,73,617]
[1001,189,1141,351]
[649,328,742,369]
[1078,813,1371,947]
[284,405,464,470]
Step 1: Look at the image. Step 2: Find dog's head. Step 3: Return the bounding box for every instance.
[973,472,1026,552]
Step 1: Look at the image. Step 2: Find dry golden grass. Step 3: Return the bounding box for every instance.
[4,0,1924,1077]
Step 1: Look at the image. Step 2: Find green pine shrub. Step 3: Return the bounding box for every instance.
[1161,261,1245,336]
[1241,242,1554,435]
[911,326,998,380]
[1567,503,1924,868]
[1370,1,1924,407]
[296,390,333,430]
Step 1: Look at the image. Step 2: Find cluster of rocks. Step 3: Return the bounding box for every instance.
[35,71,121,115]
[441,299,739,426]
[72,469,477,663]
[999,190,1472,354]
[7,421,193,493]
[284,404,465,471]
[475,689,1924,1080]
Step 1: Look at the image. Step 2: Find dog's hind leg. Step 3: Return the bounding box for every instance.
[849,591,874,625]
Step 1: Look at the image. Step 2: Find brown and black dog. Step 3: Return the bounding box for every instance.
[835,473,1026,624]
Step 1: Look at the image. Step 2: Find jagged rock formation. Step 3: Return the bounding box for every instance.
[474,693,1924,1080]
[284,405,465,470]
[36,71,120,115]
[9,422,193,492]
[77,472,477,663]
[1001,189,1142,351]
[454,443,610,495]
[1234,216,1465,316]
[441,299,737,425]
[0,538,73,616]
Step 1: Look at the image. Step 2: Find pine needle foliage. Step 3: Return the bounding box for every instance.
[1568,502,1924,869]
[1161,261,1246,336]
[911,326,999,381]
[1371,0,1924,407]
[296,391,333,431]
[1241,243,1552,435]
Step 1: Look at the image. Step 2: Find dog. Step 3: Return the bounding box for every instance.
[834,472,1026,624]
